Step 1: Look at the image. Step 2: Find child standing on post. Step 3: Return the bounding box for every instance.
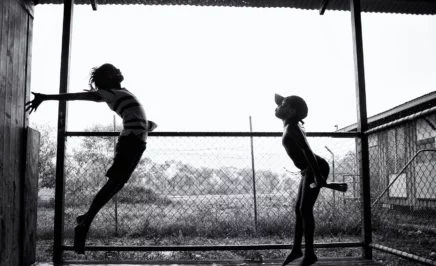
[26,63,157,254]
[274,94,329,266]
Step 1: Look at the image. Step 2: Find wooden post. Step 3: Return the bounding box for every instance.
[22,128,40,266]
[53,0,74,263]
[350,0,373,259]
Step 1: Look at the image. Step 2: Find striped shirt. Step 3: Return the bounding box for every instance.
[97,88,150,141]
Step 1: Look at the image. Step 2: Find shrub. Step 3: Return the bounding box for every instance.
[118,186,172,205]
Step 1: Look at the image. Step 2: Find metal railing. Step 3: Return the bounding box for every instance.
[40,130,367,261]
[36,122,436,264]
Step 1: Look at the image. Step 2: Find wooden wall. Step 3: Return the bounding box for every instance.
[0,0,34,265]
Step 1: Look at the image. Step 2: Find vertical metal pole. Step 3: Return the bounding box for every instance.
[53,0,74,263]
[350,0,372,259]
[113,115,118,236]
[325,146,335,208]
[249,116,258,232]
[343,175,347,205]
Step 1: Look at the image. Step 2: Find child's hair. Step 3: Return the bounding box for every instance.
[287,95,308,122]
[89,63,124,90]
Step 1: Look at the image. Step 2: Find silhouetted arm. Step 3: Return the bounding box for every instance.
[25,91,103,114]
[40,92,103,101]
[287,124,325,188]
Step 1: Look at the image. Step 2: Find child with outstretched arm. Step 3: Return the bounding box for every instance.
[274,93,329,266]
[26,63,157,254]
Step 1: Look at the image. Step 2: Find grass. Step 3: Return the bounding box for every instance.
[36,191,362,262]
[36,190,434,264]
[38,192,361,240]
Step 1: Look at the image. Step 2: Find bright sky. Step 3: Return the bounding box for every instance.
[30,5,436,132]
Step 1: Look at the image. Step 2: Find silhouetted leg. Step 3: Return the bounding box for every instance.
[74,178,125,254]
[78,178,124,226]
[282,180,304,266]
[300,173,321,266]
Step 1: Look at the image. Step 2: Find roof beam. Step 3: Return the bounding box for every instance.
[90,0,97,10]
[319,0,329,15]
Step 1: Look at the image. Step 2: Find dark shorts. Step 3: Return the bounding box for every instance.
[106,135,146,184]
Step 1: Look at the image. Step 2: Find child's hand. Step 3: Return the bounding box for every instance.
[310,177,326,189]
[309,183,317,189]
[147,120,158,131]
[25,92,45,114]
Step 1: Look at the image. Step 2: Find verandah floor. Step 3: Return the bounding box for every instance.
[36,257,384,265]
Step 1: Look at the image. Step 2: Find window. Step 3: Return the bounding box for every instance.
[368,134,378,147]
[414,162,436,199]
[416,115,436,143]
[388,173,407,198]
[387,127,406,173]
[387,127,407,198]
[414,115,436,200]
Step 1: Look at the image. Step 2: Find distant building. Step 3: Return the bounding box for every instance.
[340,91,436,210]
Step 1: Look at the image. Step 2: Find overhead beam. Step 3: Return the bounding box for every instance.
[53,0,74,263]
[90,0,97,10]
[350,0,373,260]
[319,0,329,15]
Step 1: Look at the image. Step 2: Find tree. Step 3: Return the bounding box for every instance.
[34,124,57,188]
[336,151,358,175]
[70,125,118,186]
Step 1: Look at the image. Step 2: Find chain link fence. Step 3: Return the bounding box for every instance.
[36,117,436,263]
[369,114,436,265]
[40,133,360,247]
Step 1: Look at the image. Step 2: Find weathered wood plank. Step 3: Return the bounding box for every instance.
[25,7,33,129]
[23,127,40,266]
[8,0,21,262]
[0,0,34,265]
[1,0,14,265]
[0,0,6,263]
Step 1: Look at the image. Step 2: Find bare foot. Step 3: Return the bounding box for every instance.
[74,224,89,254]
[282,250,303,266]
[300,253,318,266]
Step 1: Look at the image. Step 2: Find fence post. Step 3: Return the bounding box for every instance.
[249,116,258,233]
[325,146,336,211]
[113,115,118,236]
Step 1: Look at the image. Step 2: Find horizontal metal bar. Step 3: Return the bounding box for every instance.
[307,132,358,138]
[62,242,362,252]
[65,131,358,138]
[371,243,436,266]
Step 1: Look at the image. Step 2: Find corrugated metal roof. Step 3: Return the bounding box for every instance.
[339,91,436,132]
[35,0,436,15]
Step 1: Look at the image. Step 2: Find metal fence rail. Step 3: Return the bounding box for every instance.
[45,131,363,256]
[36,126,436,264]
